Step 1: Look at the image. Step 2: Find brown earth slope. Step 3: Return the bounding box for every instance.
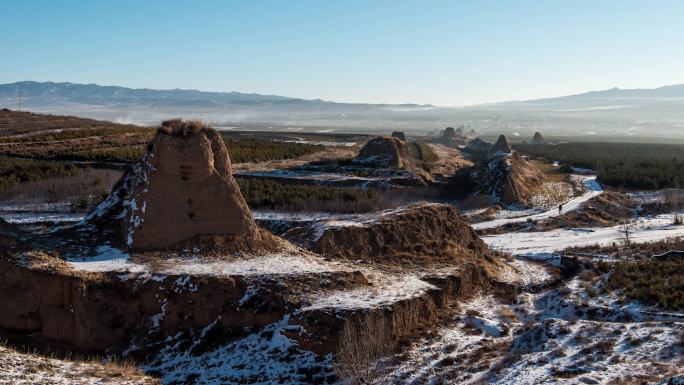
[0,109,141,136]
[302,203,498,267]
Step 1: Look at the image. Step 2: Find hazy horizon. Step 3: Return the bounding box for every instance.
[3,0,684,106]
[6,79,684,108]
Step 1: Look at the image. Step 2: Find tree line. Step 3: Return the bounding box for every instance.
[516,142,684,189]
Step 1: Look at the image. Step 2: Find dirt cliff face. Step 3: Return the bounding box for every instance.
[311,203,494,265]
[0,251,367,353]
[355,136,413,169]
[84,120,271,251]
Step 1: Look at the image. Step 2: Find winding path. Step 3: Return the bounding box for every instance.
[472,176,603,230]
[483,212,684,256]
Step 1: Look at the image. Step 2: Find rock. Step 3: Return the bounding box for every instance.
[531,131,545,144]
[492,134,512,154]
[85,119,273,251]
[391,131,406,141]
[355,136,413,169]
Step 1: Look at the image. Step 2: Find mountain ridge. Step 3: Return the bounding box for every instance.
[0,81,434,108]
[2,81,684,137]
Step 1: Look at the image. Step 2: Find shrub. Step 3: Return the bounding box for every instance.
[515,142,684,189]
[605,259,684,310]
[222,137,324,163]
[0,156,79,192]
[334,314,395,385]
[236,177,380,212]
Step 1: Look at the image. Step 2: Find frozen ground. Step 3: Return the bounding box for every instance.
[495,258,556,288]
[281,139,358,147]
[390,287,684,385]
[472,175,603,230]
[256,203,439,224]
[65,246,352,278]
[235,169,382,183]
[0,201,83,224]
[66,245,146,273]
[302,274,435,311]
[6,168,684,384]
[483,213,684,256]
[145,315,333,385]
[0,345,156,385]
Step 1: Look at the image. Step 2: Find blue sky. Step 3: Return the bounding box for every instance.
[3,0,684,105]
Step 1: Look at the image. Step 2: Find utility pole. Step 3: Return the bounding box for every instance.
[16,90,22,111]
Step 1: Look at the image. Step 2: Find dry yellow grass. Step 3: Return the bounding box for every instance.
[0,342,159,384]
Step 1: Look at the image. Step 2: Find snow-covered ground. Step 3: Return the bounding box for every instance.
[483,213,684,256]
[234,169,383,183]
[390,288,684,385]
[0,345,156,385]
[66,245,146,273]
[256,203,438,224]
[302,274,435,311]
[66,247,351,278]
[146,314,332,385]
[389,295,515,384]
[159,253,349,277]
[0,201,84,224]
[495,258,556,288]
[280,139,358,147]
[472,175,603,230]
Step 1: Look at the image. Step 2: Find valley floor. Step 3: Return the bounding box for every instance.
[2,174,684,384]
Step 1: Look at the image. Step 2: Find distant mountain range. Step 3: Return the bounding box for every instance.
[0,81,297,106]
[553,84,684,99]
[2,81,684,140]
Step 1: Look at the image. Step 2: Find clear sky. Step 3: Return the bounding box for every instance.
[3,0,684,105]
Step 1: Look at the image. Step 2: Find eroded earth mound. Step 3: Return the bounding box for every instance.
[463,137,493,161]
[471,152,545,207]
[492,134,512,154]
[287,203,498,266]
[84,119,276,252]
[443,126,457,140]
[441,126,465,145]
[531,131,545,144]
[355,136,413,169]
